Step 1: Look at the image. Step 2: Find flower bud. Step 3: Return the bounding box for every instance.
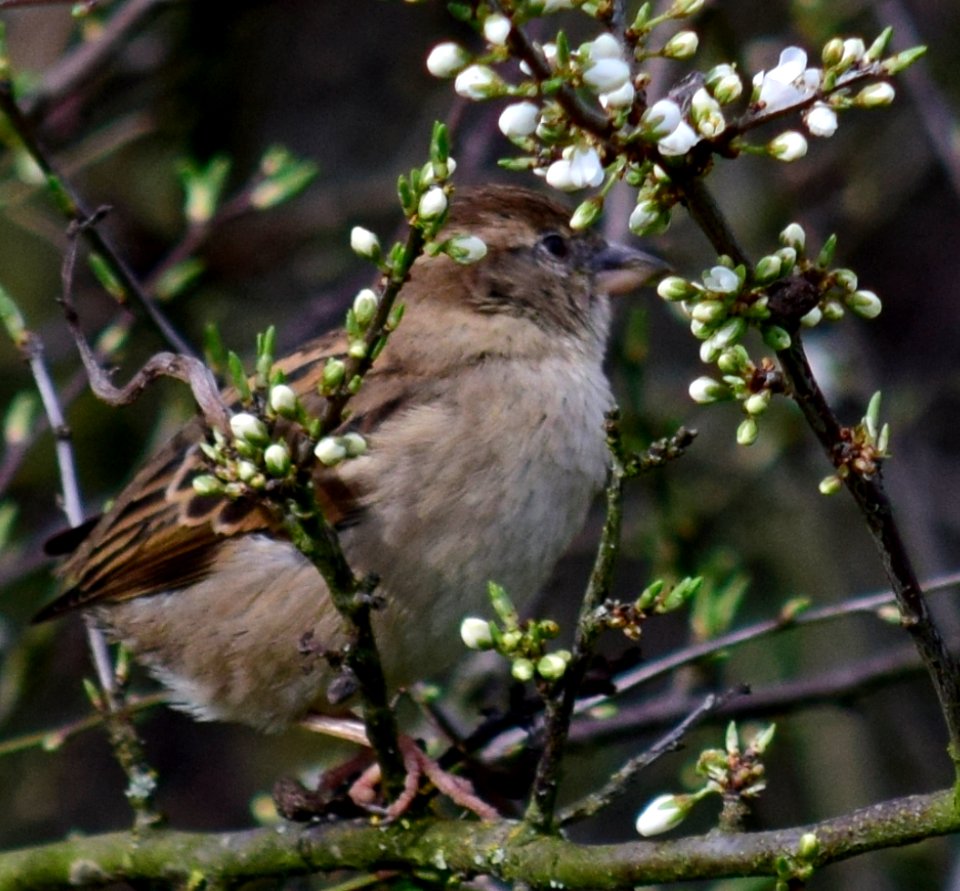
[717,345,750,373]
[847,289,882,319]
[629,199,670,236]
[737,417,759,446]
[350,226,380,259]
[352,288,379,327]
[314,436,347,466]
[856,82,895,107]
[821,37,844,68]
[322,358,346,392]
[341,431,367,457]
[426,42,470,79]
[192,474,223,496]
[689,376,729,404]
[657,275,698,301]
[819,473,843,495]
[511,658,535,682]
[418,186,448,220]
[767,131,808,162]
[762,325,792,350]
[691,300,726,325]
[662,30,699,60]
[537,653,569,680]
[753,253,782,283]
[443,234,488,264]
[804,102,837,138]
[833,268,858,292]
[264,442,291,476]
[840,37,866,69]
[230,412,269,446]
[779,222,806,251]
[460,617,494,650]
[498,102,539,139]
[635,794,689,837]
[483,13,511,46]
[800,306,822,327]
[237,459,259,483]
[269,384,298,417]
[744,390,771,416]
[454,65,502,100]
[569,197,603,231]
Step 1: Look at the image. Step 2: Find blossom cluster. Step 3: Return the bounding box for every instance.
[660,224,884,447]
[424,3,920,236]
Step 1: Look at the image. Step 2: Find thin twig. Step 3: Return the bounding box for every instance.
[0,76,195,357]
[559,687,743,826]
[523,412,628,831]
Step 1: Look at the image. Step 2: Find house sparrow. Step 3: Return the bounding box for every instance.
[37,185,665,734]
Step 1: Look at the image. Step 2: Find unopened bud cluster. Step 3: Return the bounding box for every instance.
[460,582,571,683]
[192,329,374,502]
[665,224,884,448]
[819,390,890,495]
[635,721,775,837]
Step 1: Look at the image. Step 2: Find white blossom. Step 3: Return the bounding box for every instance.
[599,80,636,110]
[754,47,820,113]
[804,102,837,137]
[641,99,682,139]
[542,0,573,11]
[426,42,470,79]
[498,101,540,138]
[658,120,700,156]
[545,146,604,191]
[691,87,726,137]
[587,33,622,60]
[583,57,631,94]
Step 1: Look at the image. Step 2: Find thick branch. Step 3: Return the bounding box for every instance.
[777,339,960,759]
[2,789,959,889]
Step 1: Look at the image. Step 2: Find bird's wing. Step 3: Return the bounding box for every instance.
[36,325,419,621]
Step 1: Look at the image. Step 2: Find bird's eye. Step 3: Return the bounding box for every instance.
[540,232,569,259]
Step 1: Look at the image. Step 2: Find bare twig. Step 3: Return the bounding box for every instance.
[0,75,195,357]
[559,687,744,826]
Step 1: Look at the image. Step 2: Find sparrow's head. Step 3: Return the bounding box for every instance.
[399,185,667,361]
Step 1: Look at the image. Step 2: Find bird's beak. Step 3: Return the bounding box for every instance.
[590,243,671,296]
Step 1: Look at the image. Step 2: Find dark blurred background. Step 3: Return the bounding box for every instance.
[0,1,958,888]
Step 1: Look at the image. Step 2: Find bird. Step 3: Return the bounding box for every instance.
[37,184,665,739]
